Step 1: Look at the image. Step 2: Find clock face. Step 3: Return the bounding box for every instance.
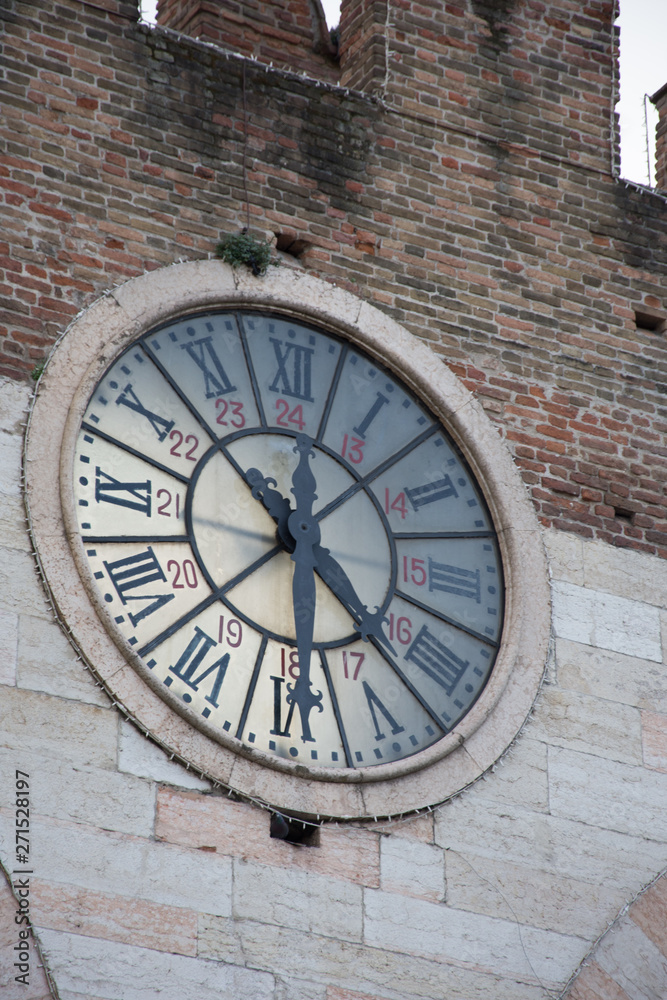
[72,309,504,773]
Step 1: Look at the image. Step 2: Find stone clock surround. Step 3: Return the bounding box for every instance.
[25,261,550,819]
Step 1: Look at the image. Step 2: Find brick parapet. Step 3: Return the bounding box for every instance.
[652,81,667,192]
[156,0,339,83]
[1,0,666,555]
[340,0,619,175]
[339,0,387,91]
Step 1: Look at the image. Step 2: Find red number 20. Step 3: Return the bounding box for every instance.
[167,559,198,589]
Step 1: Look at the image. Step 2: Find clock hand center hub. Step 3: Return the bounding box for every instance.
[246,443,393,651]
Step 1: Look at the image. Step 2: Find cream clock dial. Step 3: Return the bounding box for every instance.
[71,309,504,772]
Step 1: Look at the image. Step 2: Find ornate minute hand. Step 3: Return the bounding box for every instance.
[286,435,324,743]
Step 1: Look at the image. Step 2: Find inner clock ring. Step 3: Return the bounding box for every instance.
[187,430,395,647]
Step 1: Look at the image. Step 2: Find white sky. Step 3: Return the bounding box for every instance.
[140,1,667,187]
[616,0,667,185]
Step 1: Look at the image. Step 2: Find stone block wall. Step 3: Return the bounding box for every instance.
[2,0,667,996]
[2,371,667,996]
[2,0,666,555]
[568,870,667,998]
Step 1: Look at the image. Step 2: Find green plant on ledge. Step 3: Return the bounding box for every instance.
[31,361,46,382]
[214,230,277,277]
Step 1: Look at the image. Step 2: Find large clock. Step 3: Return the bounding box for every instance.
[72,308,504,771]
[26,262,549,818]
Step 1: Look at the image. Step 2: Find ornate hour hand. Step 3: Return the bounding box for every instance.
[246,468,294,551]
[286,435,324,743]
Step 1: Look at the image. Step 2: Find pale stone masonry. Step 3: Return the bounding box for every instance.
[3,0,667,997]
[2,372,667,996]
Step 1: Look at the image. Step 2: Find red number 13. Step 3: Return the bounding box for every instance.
[341,434,364,464]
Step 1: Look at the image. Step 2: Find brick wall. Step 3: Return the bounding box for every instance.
[2,0,666,557]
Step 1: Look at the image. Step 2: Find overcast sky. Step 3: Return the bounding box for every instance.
[616,0,667,185]
[141,1,667,187]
